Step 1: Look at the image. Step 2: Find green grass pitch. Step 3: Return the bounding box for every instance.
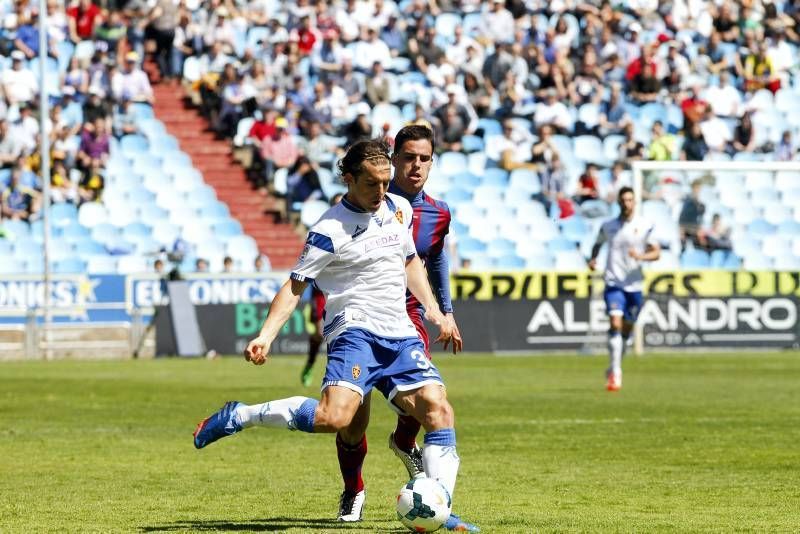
[1,352,799,532]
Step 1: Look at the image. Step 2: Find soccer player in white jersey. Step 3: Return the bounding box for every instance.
[193,140,472,527]
[588,186,660,391]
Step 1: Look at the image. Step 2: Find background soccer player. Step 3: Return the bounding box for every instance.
[193,140,474,530]
[588,186,660,391]
[333,126,475,532]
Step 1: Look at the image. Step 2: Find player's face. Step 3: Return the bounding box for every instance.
[619,191,635,218]
[344,160,391,213]
[391,138,433,194]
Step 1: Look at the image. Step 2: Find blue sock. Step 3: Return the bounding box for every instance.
[293,398,318,433]
[424,428,456,446]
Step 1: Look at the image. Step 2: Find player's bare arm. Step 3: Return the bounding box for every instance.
[244,278,307,365]
[588,243,602,271]
[629,243,661,262]
[406,255,454,346]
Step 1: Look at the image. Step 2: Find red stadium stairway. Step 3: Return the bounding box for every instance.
[151,83,303,269]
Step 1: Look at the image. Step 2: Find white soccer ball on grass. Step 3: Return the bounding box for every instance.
[396,477,452,532]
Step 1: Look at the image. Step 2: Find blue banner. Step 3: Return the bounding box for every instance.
[0,273,287,324]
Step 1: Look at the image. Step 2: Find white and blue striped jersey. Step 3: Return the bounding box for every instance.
[291,192,419,342]
[595,215,657,292]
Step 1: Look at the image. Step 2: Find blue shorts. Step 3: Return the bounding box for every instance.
[323,328,444,409]
[604,286,643,323]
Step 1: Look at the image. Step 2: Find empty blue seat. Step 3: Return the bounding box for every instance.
[486,239,517,258]
[494,254,526,269]
[482,168,509,187]
[461,135,485,153]
[681,249,711,268]
[747,219,776,236]
[213,219,243,238]
[438,152,468,176]
[444,188,472,205]
[548,237,579,252]
[54,258,88,274]
[51,203,78,225]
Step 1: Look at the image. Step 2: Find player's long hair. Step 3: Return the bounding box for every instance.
[338,138,391,181]
[394,124,435,155]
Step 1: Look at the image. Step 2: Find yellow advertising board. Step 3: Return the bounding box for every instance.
[450,271,800,301]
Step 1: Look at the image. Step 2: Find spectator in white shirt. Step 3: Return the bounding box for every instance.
[111,51,154,104]
[534,88,573,133]
[705,71,741,118]
[2,51,38,106]
[352,27,392,72]
[480,0,515,45]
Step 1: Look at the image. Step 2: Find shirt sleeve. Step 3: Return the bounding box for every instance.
[594,223,607,248]
[404,206,417,260]
[644,221,658,247]
[425,245,453,313]
[291,230,335,283]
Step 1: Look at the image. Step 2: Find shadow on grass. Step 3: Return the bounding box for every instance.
[140,517,407,532]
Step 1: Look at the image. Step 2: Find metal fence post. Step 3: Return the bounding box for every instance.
[25,310,37,359]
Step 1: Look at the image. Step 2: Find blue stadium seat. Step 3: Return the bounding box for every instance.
[458,237,488,260]
[74,240,108,256]
[444,188,472,206]
[84,255,117,274]
[747,219,776,237]
[54,258,87,274]
[61,223,91,242]
[51,203,78,226]
[742,254,772,270]
[773,255,800,270]
[681,249,711,268]
[560,216,589,243]
[554,250,588,271]
[0,258,26,274]
[494,254,526,270]
[120,134,149,156]
[508,169,541,195]
[524,255,555,270]
[212,219,243,238]
[486,239,517,259]
[461,135,485,153]
[482,168,509,187]
[318,167,346,199]
[548,237,579,252]
[477,118,502,138]
[1,220,31,240]
[438,152,468,177]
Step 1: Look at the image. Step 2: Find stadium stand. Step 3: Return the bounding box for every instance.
[1,0,800,274]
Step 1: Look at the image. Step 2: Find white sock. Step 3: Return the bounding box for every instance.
[608,332,623,377]
[423,429,460,500]
[234,396,317,432]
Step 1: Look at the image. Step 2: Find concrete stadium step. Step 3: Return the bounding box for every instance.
[152,81,303,269]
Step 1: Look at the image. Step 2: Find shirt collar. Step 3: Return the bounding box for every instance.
[388,180,424,204]
[341,194,367,213]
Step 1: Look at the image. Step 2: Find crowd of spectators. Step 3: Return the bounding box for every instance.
[0,0,157,225]
[2,0,800,270]
[171,0,800,224]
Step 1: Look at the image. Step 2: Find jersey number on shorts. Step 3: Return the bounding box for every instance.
[410,349,438,377]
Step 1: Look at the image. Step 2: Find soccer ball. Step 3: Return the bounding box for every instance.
[396,477,452,532]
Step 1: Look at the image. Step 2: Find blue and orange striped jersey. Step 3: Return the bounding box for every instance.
[388,181,454,314]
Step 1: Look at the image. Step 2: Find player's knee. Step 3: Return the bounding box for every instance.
[417,386,454,429]
[314,405,354,432]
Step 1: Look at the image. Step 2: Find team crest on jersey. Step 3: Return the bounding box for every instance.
[352,364,361,380]
[394,210,403,224]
